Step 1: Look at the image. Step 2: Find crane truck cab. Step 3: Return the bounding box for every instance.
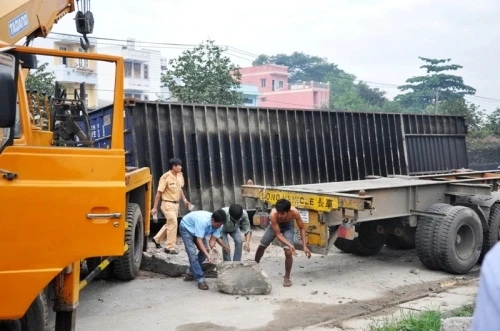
[0,45,152,331]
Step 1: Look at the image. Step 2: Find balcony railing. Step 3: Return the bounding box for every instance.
[53,64,97,85]
[287,81,330,90]
[269,80,330,92]
[124,77,150,90]
[121,48,150,62]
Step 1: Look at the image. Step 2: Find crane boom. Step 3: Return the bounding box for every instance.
[0,0,93,49]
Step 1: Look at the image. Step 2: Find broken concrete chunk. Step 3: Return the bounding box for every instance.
[141,252,189,277]
[141,252,217,277]
[440,317,472,331]
[217,262,272,295]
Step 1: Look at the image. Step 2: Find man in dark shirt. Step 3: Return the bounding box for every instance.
[221,204,252,261]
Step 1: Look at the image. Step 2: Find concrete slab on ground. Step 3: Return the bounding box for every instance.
[397,292,475,312]
[329,281,478,331]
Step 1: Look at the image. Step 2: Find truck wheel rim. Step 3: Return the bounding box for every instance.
[455,224,475,260]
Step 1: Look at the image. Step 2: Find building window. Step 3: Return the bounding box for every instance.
[144,94,149,101]
[143,64,149,79]
[77,48,89,68]
[59,46,68,65]
[272,80,275,91]
[134,93,142,99]
[244,97,253,105]
[279,80,284,89]
[260,79,266,88]
[125,62,132,78]
[133,63,141,78]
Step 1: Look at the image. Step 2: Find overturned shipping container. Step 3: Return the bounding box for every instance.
[89,102,469,215]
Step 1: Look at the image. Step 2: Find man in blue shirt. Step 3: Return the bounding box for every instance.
[179,209,230,290]
[471,241,500,330]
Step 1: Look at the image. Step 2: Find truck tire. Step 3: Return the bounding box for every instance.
[385,228,416,250]
[415,203,452,270]
[0,292,50,331]
[435,205,483,274]
[114,203,144,280]
[20,292,48,331]
[353,221,387,256]
[334,238,357,254]
[86,257,114,280]
[480,203,500,262]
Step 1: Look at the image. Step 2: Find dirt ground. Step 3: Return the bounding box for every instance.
[48,228,480,331]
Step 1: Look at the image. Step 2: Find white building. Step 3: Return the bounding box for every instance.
[32,34,99,109]
[97,39,162,104]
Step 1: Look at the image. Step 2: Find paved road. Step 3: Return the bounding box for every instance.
[48,229,480,331]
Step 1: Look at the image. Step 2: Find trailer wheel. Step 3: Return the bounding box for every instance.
[114,203,144,280]
[480,203,500,262]
[334,238,357,254]
[385,228,416,250]
[435,206,483,274]
[353,222,387,256]
[415,203,452,270]
[86,257,114,280]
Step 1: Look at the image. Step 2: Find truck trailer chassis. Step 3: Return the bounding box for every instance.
[242,170,500,275]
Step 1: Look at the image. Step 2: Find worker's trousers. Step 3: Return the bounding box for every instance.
[153,201,179,250]
[179,223,209,284]
[221,228,243,261]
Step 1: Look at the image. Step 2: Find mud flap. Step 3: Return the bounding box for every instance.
[292,209,329,255]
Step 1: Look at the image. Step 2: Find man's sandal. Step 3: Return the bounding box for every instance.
[182,273,194,281]
[198,282,209,290]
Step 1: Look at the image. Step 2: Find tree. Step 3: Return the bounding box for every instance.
[252,52,340,83]
[356,81,387,107]
[161,39,244,105]
[395,57,476,110]
[25,61,56,96]
[432,99,487,138]
[485,108,500,137]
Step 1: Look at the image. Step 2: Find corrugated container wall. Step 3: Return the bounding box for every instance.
[90,102,469,214]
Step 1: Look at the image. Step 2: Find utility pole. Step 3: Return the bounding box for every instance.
[435,89,440,111]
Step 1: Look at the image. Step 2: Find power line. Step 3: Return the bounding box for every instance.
[48,32,256,58]
[37,33,500,104]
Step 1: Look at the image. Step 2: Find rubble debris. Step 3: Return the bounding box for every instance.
[140,252,216,277]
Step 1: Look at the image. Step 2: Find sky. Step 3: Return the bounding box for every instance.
[48,0,500,113]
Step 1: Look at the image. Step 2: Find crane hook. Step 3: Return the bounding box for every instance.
[80,34,90,51]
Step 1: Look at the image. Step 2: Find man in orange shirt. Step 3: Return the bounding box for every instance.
[151,158,190,254]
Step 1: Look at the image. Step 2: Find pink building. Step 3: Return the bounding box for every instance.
[238,64,330,110]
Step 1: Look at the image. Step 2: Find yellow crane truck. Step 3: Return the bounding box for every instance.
[0,1,152,330]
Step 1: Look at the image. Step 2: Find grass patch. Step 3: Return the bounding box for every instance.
[369,304,475,331]
[370,310,442,331]
[451,304,475,317]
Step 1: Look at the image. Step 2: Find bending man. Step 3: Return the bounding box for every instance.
[179,209,230,290]
[221,204,252,261]
[255,199,311,287]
